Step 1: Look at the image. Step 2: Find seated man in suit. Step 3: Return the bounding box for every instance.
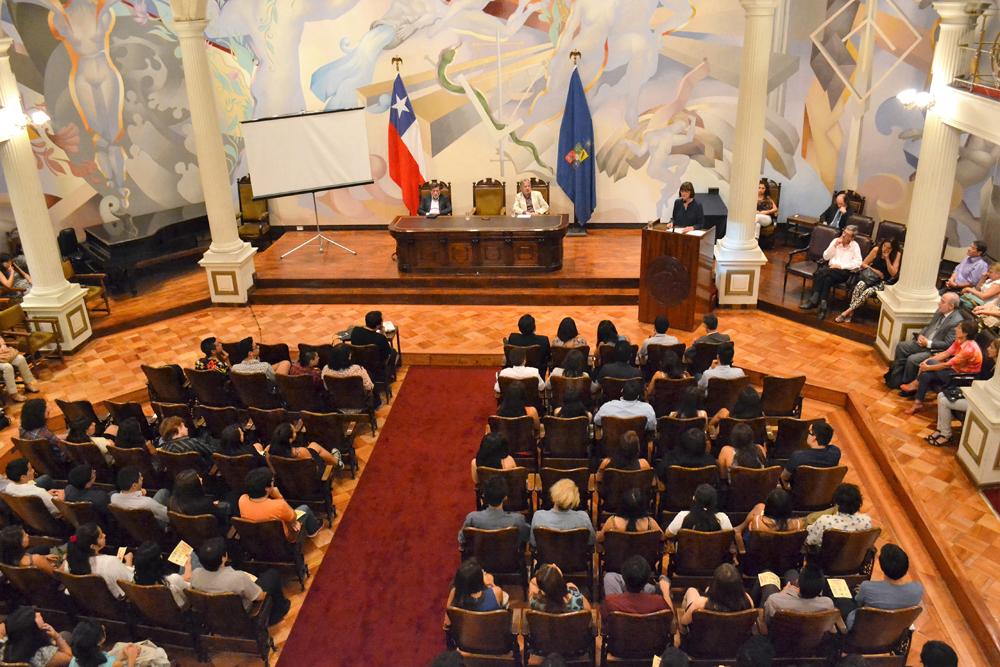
[417,182,452,217]
[683,313,731,362]
[512,178,549,215]
[593,339,641,393]
[819,191,855,230]
[506,313,550,368]
[350,310,397,369]
[886,293,963,388]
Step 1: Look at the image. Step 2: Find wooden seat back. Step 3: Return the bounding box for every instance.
[108,505,169,549]
[276,374,328,413]
[542,416,590,460]
[183,368,236,407]
[497,375,543,413]
[673,529,734,575]
[601,530,663,575]
[297,343,335,369]
[598,468,654,517]
[212,454,258,494]
[150,402,195,431]
[790,465,848,511]
[685,343,720,376]
[645,343,687,376]
[684,608,758,658]
[472,178,506,216]
[192,405,240,439]
[446,607,518,657]
[598,376,642,403]
[549,374,592,410]
[247,407,289,444]
[550,345,589,373]
[231,517,300,568]
[52,499,104,531]
[346,343,392,392]
[54,570,130,620]
[220,339,252,365]
[816,527,882,575]
[503,344,545,373]
[661,466,718,512]
[186,588,266,640]
[768,609,842,657]
[12,437,67,480]
[715,417,768,447]
[604,610,673,661]
[600,416,647,460]
[538,467,590,512]
[704,376,751,416]
[770,418,817,460]
[654,417,706,460]
[761,375,806,417]
[323,374,371,413]
[0,563,74,614]
[258,343,290,365]
[156,449,207,480]
[119,580,188,630]
[740,529,807,576]
[727,466,782,511]
[56,399,108,432]
[418,180,452,201]
[597,342,638,368]
[532,528,593,574]
[61,440,114,484]
[0,492,68,537]
[650,377,696,417]
[487,415,538,469]
[168,511,222,550]
[107,446,158,489]
[476,467,530,514]
[141,364,190,404]
[524,610,593,659]
[230,372,282,410]
[268,455,331,515]
[105,401,149,427]
[843,606,922,654]
[460,527,524,577]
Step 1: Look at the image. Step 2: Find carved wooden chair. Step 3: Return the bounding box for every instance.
[488,415,539,470]
[276,374,329,413]
[230,372,283,410]
[445,607,521,666]
[790,465,848,511]
[523,610,595,665]
[62,258,110,315]
[761,375,806,417]
[299,411,360,478]
[682,608,758,660]
[648,376,696,417]
[323,374,377,435]
[236,175,272,249]
[184,368,237,407]
[193,405,242,440]
[602,610,673,666]
[12,436,67,481]
[418,179,452,202]
[653,416,706,461]
[0,303,63,368]
[268,454,335,526]
[472,178,506,216]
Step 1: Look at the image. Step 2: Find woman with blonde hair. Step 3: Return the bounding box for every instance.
[529,478,595,547]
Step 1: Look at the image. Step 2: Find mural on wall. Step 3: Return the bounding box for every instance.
[0,0,993,256]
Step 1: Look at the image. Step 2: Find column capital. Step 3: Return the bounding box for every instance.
[170,18,209,38]
[168,0,208,22]
[740,0,779,16]
[932,1,990,25]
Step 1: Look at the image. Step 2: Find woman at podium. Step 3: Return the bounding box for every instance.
[669,182,707,231]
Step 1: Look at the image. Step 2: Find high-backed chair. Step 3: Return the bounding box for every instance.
[268,454,335,526]
[460,527,528,589]
[230,517,308,590]
[815,527,882,577]
[168,511,223,551]
[212,453,259,495]
[767,609,842,659]
[529,177,550,206]
[531,527,594,591]
[247,407,289,445]
[230,372,283,410]
[151,402,195,432]
[297,343,335,369]
[654,417,706,461]
[107,445,159,490]
[649,377,696,417]
[714,417,768,448]
[108,505,171,550]
[659,466,718,514]
[549,345,589,373]
[769,418,818,461]
[739,529,806,576]
[141,364,190,404]
[760,375,806,417]
[790,465,848,511]
[236,175,272,248]
[276,374,329,413]
[669,529,734,577]
[185,589,275,667]
[846,213,874,238]
[0,303,63,368]
[61,440,115,484]
[602,610,673,667]
[119,580,203,658]
[523,610,594,665]
[56,399,110,434]
[12,436,67,480]
[0,563,75,627]
[643,343,686,380]
[52,498,106,532]
[62,258,110,315]
[54,570,131,636]
[597,468,654,520]
[0,492,69,537]
[475,467,531,515]
[784,225,840,297]
[156,449,208,480]
[549,375,592,411]
[299,411,360,478]
[193,405,241,440]
[874,219,906,248]
[488,415,539,470]
[841,606,922,662]
[323,375,377,435]
[726,466,782,512]
[541,416,590,464]
[502,344,546,374]
[498,375,544,414]
[445,607,521,666]
[685,343,720,376]
[600,530,663,579]
[472,178,506,216]
[258,343,290,365]
[682,608,757,660]
[418,180,452,202]
[598,415,647,460]
[348,343,395,402]
[704,376,750,417]
[183,368,236,407]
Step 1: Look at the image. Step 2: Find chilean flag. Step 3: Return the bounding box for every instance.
[387,74,426,215]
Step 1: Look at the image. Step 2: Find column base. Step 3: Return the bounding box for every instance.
[199,242,257,304]
[714,242,766,306]
[955,380,1000,487]
[874,285,939,361]
[20,283,92,352]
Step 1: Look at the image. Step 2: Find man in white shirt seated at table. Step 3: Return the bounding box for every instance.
[417,182,452,217]
[3,458,62,516]
[494,347,544,394]
[512,178,549,216]
[799,224,863,320]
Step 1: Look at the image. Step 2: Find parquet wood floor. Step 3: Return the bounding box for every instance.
[3,303,997,664]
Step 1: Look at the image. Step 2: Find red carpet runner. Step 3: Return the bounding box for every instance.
[278,366,498,666]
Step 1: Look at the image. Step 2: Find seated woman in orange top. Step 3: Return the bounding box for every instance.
[900,320,982,414]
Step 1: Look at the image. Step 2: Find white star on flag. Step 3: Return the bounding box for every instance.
[391,95,410,117]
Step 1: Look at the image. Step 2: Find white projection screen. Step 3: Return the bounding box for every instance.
[240,108,374,200]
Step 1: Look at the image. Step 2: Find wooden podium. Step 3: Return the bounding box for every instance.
[638,223,716,331]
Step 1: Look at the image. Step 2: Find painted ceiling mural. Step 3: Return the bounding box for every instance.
[0,0,995,255]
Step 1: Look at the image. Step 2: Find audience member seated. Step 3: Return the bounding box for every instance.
[0,253,32,297]
[656,428,714,486]
[645,352,688,398]
[800,225,863,320]
[596,431,651,482]
[470,433,515,484]
[169,469,232,525]
[0,525,56,573]
[110,467,171,528]
[157,416,220,459]
[683,314,730,363]
[4,458,62,516]
[322,343,377,406]
[920,640,958,667]
[458,475,529,546]
[755,179,778,233]
[64,415,116,460]
[114,418,154,454]
[240,467,323,540]
[942,240,989,294]
[597,487,660,543]
[546,349,589,390]
[900,320,982,414]
[64,523,133,599]
[819,190,854,230]
[349,310,397,368]
[553,386,591,420]
[269,422,342,470]
[601,555,672,619]
[552,316,587,348]
[667,387,708,421]
[505,313,550,367]
[494,346,544,393]
[444,559,509,619]
[195,336,231,373]
[929,338,998,447]
[637,316,680,365]
[191,537,290,625]
[593,340,639,391]
[513,178,549,215]
[805,483,872,549]
[845,543,924,630]
[19,398,65,462]
[494,383,540,432]
[961,261,1000,310]
[734,637,774,667]
[219,424,267,465]
[664,484,732,538]
[780,420,840,487]
[133,540,191,607]
[836,238,902,323]
[708,385,763,435]
[288,349,323,388]
[0,334,39,402]
[677,563,753,633]
[734,488,804,554]
[530,479,595,546]
[596,319,629,346]
[0,605,72,667]
[717,424,765,482]
[697,343,744,391]
[886,293,963,388]
[528,563,590,612]
[758,563,843,635]
[65,464,111,515]
[232,341,291,382]
[70,619,143,667]
[594,380,655,434]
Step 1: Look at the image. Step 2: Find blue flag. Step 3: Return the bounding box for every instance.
[556,69,596,226]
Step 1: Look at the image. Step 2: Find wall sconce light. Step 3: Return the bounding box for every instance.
[0,105,49,141]
[896,88,935,110]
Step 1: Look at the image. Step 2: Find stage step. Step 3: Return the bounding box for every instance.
[250,286,639,306]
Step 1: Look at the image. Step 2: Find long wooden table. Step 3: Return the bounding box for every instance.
[388,214,570,273]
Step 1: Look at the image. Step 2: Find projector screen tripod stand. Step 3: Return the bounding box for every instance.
[280,191,357,259]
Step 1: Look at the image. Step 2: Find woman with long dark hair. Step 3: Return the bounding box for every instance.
[218,424,266,465]
[63,523,133,599]
[645,351,687,398]
[0,525,55,574]
[553,386,590,420]
[268,422,342,469]
[470,433,515,484]
[664,484,732,537]
[528,563,590,613]
[597,487,660,542]
[111,418,153,455]
[1,606,72,666]
[678,563,753,631]
[552,317,587,348]
[669,387,708,420]
[495,383,540,431]
[19,398,64,462]
[836,238,902,323]
[69,619,142,667]
[132,540,191,608]
[734,488,804,553]
[717,423,765,481]
[596,320,628,346]
[597,431,650,482]
[168,469,232,525]
[709,386,763,434]
[547,348,590,390]
[445,559,509,612]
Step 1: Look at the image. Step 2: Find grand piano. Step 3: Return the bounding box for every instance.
[81,203,210,295]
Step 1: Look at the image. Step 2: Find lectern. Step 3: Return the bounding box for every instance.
[638,223,716,331]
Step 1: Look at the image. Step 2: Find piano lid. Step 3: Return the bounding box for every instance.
[83,203,208,246]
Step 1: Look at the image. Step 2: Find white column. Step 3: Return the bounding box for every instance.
[875,1,985,359]
[170,15,256,304]
[714,0,777,305]
[0,35,91,350]
[957,366,1000,486]
[841,0,878,191]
